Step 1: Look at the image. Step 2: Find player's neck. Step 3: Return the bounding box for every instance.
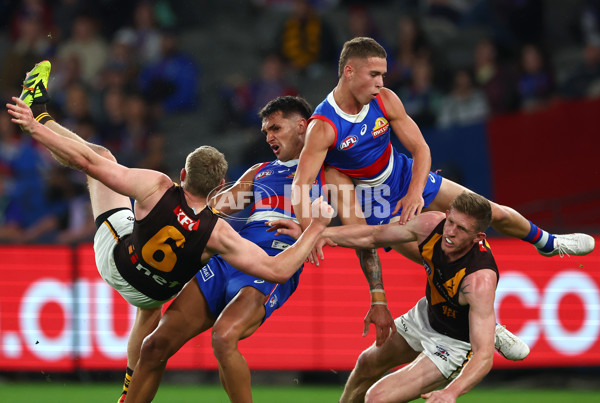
[182,188,208,213]
[333,85,363,115]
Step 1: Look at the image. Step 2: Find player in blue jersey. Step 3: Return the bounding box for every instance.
[291,36,594,291]
[124,96,339,403]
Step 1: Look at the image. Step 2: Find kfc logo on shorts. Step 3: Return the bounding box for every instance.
[268,294,278,308]
[339,135,358,150]
[256,170,274,180]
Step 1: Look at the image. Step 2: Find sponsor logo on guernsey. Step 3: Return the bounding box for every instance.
[372,117,389,138]
[339,135,358,150]
[256,170,274,180]
[173,205,199,231]
[360,124,367,136]
[423,261,432,276]
[200,264,214,282]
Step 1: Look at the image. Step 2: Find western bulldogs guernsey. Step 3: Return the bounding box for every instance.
[311,91,442,225]
[113,185,218,301]
[419,219,499,342]
[242,159,325,250]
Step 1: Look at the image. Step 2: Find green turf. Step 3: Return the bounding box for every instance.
[1,383,599,403]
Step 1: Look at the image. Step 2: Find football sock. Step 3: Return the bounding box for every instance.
[31,104,54,125]
[522,221,555,252]
[118,366,134,403]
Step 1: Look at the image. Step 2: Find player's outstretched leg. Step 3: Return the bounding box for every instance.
[494,324,530,361]
[536,233,595,257]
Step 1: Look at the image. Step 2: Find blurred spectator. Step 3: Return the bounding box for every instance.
[581,0,600,46]
[275,0,337,75]
[137,28,200,115]
[97,28,141,92]
[345,5,389,51]
[130,1,164,65]
[396,57,443,129]
[473,38,519,114]
[517,43,555,111]
[386,15,434,91]
[0,14,55,100]
[56,13,109,88]
[560,42,600,99]
[52,0,86,41]
[8,0,55,41]
[59,82,95,130]
[438,68,489,128]
[220,53,298,129]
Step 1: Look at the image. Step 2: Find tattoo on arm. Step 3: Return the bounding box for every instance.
[459,282,471,296]
[357,249,384,290]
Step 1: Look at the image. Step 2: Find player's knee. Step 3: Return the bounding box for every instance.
[139,333,171,364]
[355,350,378,378]
[364,386,385,403]
[211,327,237,357]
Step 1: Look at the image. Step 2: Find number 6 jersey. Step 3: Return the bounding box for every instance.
[113,184,218,301]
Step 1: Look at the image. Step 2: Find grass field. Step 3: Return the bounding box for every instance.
[1,382,599,403]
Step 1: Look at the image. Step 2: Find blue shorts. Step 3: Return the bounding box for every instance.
[356,150,443,225]
[195,245,302,322]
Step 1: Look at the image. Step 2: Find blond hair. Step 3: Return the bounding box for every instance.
[183,146,227,197]
[338,37,387,77]
[450,192,492,233]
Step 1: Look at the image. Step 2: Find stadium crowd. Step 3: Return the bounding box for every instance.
[1,0,599,244]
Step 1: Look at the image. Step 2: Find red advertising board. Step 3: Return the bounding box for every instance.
[0,239,598,371]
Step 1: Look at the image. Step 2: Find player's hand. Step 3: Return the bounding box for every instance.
[310,196,334,229]
[6,97,36,133]
[306,237,337,266]
[363,304,395,347]
[421,389,458,402]
[392,191,424,224]
[267,219,302,240]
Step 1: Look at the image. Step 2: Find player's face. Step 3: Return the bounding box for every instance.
[261,111,305,162]
[441,209,481,260]
[348,57,386,105]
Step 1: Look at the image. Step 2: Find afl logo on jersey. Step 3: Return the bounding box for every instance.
[256,170,274,180]
[339,135,358,150]
[372,117,389,138]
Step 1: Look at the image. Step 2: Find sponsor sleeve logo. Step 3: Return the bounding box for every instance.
[339,135,358,150]
[372,118,389,138]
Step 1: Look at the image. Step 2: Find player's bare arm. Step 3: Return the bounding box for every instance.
[379,88,431,222]
[209,163,261,215]
[426,270,497,401]
[206,198,333,283]
[323,211,443,250]
[7,97,172,216]
[292,119,335,229]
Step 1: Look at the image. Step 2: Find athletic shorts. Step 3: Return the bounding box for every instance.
[395,297,472,380]
[356,152,443,226]
[94,208,168,309]
[195,243,302,322]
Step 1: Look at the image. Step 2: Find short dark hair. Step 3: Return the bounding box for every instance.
[450,191,492,233]
[338,37,387,77]
[258,96,313,120]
